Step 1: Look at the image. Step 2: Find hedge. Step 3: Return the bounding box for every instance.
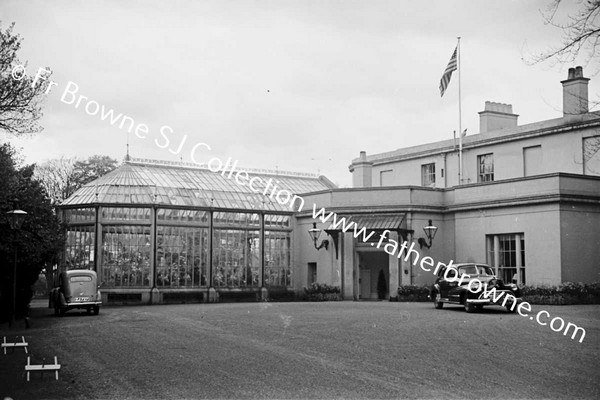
[298,283,343,301]
[394,281,600,304]
[396,285,430,302]
[520,282,600,305]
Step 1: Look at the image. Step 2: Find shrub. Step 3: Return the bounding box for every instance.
[520,281,600,305]
[377,270,387,300]
[298,283,342,301]
[397,285,430,302]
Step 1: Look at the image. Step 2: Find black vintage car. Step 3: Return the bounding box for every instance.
[430,263,521,313]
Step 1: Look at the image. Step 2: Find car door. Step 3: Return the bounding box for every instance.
[438,268,452,298]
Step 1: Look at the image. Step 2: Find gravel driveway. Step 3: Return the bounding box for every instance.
[1,301,598,399]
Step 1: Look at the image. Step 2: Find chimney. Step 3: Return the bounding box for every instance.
[349,151,373,188]
[478,102,519,133]
[561,66,589,116]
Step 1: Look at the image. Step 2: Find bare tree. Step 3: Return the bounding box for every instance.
[34,157,77,205]
[528,0,600,70]
[34,155,119,205]
[0,22,52,135]
[583,135,600,173]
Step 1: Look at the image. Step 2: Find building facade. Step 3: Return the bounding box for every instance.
[60,67,600,303]
[296,66,600,300]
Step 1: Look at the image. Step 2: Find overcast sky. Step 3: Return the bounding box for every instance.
[2,0,597,187]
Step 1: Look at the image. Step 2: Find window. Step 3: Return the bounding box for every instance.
[62,208,96,223]
[212,229,260,288]
[478,153,494,182]
[421,163,436,187]
[583,136,600,175]
[308,263,317,285]
[486,233,525,284]
[523,145,542,177]
[101,207,151,221]
[64,225,95,269]
[101,225,151,287]
[156,226,208,288]
[264,231,292,287]
[380,170,393,187]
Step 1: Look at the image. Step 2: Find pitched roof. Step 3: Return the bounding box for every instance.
[61,158,336,212]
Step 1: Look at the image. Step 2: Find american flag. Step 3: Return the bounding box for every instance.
[439,46,457,97]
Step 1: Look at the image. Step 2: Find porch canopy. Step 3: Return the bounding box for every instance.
[325,213,411,257]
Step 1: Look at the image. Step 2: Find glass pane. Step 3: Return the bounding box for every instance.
[102,207,151,222]
[64,225,95,269]
[156,226,208,288]
[264,231,292,287]
[212,229,260,288]
[101,225,151,288]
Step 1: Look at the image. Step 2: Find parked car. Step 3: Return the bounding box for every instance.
[50,269,102,316]
[429,263,521,313]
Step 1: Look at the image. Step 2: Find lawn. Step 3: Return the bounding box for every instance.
[0,301,598,399]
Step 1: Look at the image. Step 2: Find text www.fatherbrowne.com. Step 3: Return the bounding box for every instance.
[312,204,587,343]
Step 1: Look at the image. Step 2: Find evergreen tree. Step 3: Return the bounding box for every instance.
[377,269,387,300]
[0,143,64,322]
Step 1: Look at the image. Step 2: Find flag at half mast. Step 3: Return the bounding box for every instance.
[439,46,458,97]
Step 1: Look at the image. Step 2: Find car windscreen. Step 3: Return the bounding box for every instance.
[458,265,478,275]
[458,265,494,276]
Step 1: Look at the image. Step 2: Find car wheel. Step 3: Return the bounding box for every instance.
[54,304,59,316]
[464,297,476,313]
[93,306,100,315]
[58,307,65,317]
[432,292,443,309]
[506,301,517,313]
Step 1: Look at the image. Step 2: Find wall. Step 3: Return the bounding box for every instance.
[453,203,562,285]
[365,120,600,189]
[560,203,600,283]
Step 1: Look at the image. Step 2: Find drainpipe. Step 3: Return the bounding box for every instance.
[442,153,447,188]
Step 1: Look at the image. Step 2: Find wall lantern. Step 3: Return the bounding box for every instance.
[418,219,438,249]
[308,222,329,250]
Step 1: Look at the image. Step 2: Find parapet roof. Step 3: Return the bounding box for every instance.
[353,112,600,166]
[61,157,336,212]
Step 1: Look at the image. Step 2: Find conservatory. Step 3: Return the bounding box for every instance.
[59,158,335,304]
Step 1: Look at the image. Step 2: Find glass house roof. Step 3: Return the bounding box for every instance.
[61,158,336,212]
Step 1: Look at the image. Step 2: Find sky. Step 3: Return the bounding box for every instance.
[2,0,598,187]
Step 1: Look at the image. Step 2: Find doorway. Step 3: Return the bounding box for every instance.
[358,252,389,300]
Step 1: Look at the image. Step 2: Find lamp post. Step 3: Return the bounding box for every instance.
[6,209,27,327]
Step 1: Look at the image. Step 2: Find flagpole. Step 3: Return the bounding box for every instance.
[457,37,463,185]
